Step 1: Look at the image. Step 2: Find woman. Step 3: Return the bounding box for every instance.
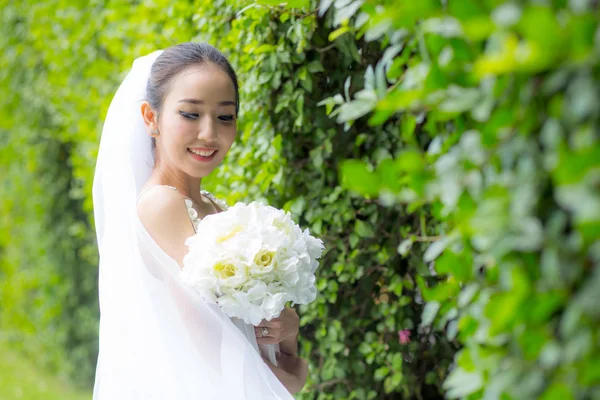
[92,43,308,399]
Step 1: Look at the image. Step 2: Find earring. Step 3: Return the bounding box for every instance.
[151,129,159,135]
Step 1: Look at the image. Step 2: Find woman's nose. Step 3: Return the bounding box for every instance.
[197,116,217,141]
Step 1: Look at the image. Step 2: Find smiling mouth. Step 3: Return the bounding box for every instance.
[188,148,217,157]
[187,148,218,161]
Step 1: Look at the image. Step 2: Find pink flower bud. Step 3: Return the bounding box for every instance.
[398,329,411,344]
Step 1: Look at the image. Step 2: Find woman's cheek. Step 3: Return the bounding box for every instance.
[168,119,194,141]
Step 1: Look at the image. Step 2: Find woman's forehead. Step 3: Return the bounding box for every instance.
[168,65,235,101]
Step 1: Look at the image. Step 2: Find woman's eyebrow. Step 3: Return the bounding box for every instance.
[178,99,235,106]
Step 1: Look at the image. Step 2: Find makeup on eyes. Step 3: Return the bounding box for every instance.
[179,110,236,122]
[179,110,199,119]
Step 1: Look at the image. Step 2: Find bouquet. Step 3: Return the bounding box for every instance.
[180,201,324,365]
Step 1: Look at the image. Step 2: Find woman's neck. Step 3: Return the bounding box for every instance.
[150,165,203,203]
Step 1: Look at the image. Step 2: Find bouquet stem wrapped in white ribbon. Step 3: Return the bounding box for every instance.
[180,202,324,366]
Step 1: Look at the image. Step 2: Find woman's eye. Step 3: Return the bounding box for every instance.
[179,111,199,120]
[218,115,235,122]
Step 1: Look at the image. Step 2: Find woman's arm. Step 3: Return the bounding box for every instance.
[263,353,308,395]
[279,332,298,357]
[255,307,308,393]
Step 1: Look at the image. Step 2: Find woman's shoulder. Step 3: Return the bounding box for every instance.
[137,185,185,217]
[137,185,196,265]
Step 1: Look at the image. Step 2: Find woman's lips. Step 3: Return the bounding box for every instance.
[188,148,218,162]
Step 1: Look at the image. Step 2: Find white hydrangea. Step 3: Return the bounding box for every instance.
[181,201,324,325]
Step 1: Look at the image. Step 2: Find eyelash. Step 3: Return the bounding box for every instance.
[178,111,235,122]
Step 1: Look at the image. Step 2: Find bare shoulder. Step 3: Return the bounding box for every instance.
[137,186,195,266]
[137,185,185,223]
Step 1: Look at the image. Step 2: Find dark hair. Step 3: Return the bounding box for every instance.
[146,42,240,116]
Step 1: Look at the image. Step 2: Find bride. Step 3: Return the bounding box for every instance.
[92,42,308,399]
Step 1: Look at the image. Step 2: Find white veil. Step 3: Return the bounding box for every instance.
[92,51,292,400]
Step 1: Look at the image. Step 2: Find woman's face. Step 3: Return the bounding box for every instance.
[149,64,237,178]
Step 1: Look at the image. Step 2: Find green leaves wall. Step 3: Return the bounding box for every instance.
[1,0,598,398]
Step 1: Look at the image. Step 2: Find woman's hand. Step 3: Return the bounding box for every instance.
[262,353,308,395]
[255,307,299,345]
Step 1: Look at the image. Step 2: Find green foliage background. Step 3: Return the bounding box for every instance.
[1,0,598,399]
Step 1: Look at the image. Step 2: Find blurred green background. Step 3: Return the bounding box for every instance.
[1,0,599,399]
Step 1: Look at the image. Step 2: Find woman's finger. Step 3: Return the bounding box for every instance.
[256,336,280,345]
[255,325,282,335]
[254,326,277,336]
[256,319,274,328]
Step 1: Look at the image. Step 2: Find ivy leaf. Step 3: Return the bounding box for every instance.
[423,235,453,262]
[355,219,375,238]
[329,26,352,41]
[397,238,414,257]
[443,367,483,398]
[340,159,380,195]
[374,366,390,381]
[420,301,440,327]
[318,0,335,16]
[540,383,574,400]
[336,96,377,122]
[257,0,310,8]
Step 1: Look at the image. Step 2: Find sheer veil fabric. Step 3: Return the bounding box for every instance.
[92,51,293,399]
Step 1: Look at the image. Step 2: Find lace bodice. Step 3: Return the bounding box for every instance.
[183,189,229,232]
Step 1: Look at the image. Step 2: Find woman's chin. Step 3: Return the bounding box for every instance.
[185,163,219,179]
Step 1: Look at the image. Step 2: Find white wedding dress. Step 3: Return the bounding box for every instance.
[138,184,263,358]
[92,50,293,400]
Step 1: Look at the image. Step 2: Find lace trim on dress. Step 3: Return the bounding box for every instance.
[160,185,227,233]
[182,198,200,232]
[200,189,229,211]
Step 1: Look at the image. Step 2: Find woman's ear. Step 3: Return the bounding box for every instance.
[141,102,160,137]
